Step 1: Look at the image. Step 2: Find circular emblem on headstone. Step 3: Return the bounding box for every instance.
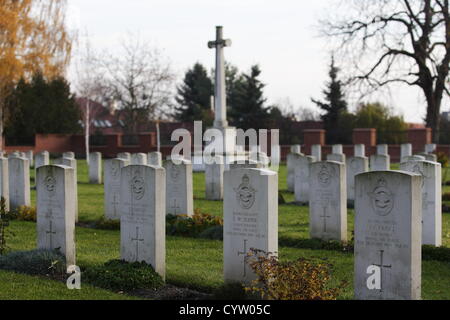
[235,174,256,210]
[170,165,180,181]
[368,178,394,216]
[131,175,145,200]
[318,165,332,187]
[44,175,56,197]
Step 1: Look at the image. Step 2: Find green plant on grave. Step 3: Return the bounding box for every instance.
[12,205,37,222]
[83,259,164,291]
[166,209,223,238]
[245,249,346,300]
[0,249,66,277]
[0,197,14,255]
[94,216,120,230]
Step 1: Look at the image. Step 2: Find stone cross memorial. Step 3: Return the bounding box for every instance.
[400,160,442,246]
[9,157,30,210]
[0,157,9,211]
[309,161,347,242]
[104,158,130,220]
[120,165,166,279]
[294,155,315,204]
[164,158,194,216]
[89,152,102,184]
[354,171,421,300]
[37,165,76,266]
[223,168,278,284]
[346,156,369,202]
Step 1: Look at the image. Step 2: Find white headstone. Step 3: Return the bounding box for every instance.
[223,168,278,284]
[354,171,421,300]
[294,155,315,203]
[164,158,194,216]
[120,165,166,279]
[346,157,369,202]
[400,144,412,162]
[311,145,322,162]
[370,154,390,171]
[9,157,30,210]
[35,151,50,168]
[403,155,426,162]
[117,153,131,161]
[354,144,366,157]
[89,152,102,184]
[25,150,34,167]
[400,160,442,246]
[309,161,347,242]
[287,153,300,192]
[332,145,343,154]
[0,157,9,211]
[270,145,281,166]
[377,144,388,156]
[63,152,75,159]
[205,156,224,200]
[57,158,78,222]
[425,144,436,154]
[327,153,346,163]
[148,152,162,167]
[104,158,130,220]
[37,165,76,266]
[131,153,147,165]
[290,145,301,154]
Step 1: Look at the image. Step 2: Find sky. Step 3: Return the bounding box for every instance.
[66,0,443,123]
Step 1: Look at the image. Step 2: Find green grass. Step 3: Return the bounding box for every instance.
[3,160,450,300]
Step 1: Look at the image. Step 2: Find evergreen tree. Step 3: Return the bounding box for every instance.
[312,57,348,144]
[174,63,213,125]
[5,73,81,144]
[228,65,269,130]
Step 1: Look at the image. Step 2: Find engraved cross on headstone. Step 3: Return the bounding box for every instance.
[208,26,231,128]
[112,193,119,216]
[320,207,331,233]
[171,199,180,214]
[131,226,144,262]
[46,220,56,248]
[372,250,392,292]
[237,239,249,277]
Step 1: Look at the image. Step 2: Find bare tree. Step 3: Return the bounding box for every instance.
[73,36,109,163]
[321,0,450,142]
[101,35,175,134]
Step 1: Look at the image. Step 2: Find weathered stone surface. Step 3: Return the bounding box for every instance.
[309,161,347,242]
[223,168,278,284]
[120,165,166,279]
[370,155,390,171]
[354,171,422,300]
[9,157,30,210]
[104,158,130,220]
[294,155,315,203]
[89,152,102,184]
[36,165,76,266]
[148,152,162,167]
[164,158,193,216]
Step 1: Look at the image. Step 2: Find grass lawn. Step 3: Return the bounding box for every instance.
[1,160,449,300]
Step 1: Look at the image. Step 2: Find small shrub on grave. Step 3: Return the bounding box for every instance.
[245,249,346,300]
[0,197,14,255]
[0,249,66,278]
[166,209,223,238]
[94,216,120,230]
[83,259,164,291]
[12,205,37,222]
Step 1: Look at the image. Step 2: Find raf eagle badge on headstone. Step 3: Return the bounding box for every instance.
[368,178,394,216]
[235,174,257,210]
